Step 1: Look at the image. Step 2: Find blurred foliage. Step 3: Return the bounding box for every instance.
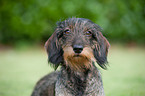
[0,0,145,45]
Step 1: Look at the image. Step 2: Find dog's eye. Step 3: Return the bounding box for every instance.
[85,31,92,36]
[64,29,70,35]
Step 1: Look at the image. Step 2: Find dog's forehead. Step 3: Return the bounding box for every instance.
[68,18,94,28]
[59,18,96,29]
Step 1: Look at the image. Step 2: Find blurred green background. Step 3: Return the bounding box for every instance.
[0,0,145,96]
[0,0,145,45]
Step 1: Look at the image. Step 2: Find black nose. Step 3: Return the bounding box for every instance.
[73,45,83,53]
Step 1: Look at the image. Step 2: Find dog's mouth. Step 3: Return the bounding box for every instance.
[73,53,82,57]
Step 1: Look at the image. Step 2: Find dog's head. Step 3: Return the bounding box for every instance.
[45,18,110,71]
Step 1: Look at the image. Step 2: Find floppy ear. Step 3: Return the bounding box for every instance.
[93,31,110,69]
[45,30,63,70]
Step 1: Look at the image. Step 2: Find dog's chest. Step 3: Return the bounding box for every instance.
[55,69,105,96]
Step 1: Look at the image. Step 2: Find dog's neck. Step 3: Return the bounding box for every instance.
[55,63,105,96]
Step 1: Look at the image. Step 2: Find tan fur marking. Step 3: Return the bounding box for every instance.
[63,46,96,71]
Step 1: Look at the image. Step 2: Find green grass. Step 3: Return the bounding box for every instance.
[0,45,145,96]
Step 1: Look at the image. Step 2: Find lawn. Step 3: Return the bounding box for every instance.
[0,45,145,96]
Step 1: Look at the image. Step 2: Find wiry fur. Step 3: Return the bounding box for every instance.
[31,18,110,96]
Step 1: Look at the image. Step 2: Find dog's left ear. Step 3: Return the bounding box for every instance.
[45,30,63,70]
[93,31,110,69]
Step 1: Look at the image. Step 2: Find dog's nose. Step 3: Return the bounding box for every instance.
[73,45,83,53]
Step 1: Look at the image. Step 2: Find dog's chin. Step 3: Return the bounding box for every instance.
[64,53,94,71]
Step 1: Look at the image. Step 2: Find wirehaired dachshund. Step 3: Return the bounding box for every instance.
[31,18,110,96]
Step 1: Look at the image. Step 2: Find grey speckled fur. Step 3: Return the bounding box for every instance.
[55,65,105,96]
[31,71,58,96]
[31,65,105,96]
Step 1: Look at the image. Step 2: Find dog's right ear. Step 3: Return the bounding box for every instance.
[45,29,63,70]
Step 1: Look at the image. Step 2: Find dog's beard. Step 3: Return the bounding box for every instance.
[63,46,96,71]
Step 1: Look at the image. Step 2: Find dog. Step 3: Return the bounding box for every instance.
[31,18,110,96]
